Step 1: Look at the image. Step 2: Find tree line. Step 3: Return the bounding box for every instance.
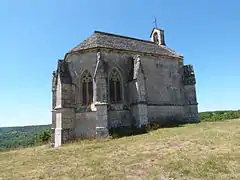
[200,110,240,122]
[0,125,51,151]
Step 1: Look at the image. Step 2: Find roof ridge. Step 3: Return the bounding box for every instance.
[160,45,183,57]
[67,30,182,58]
[94,31,154,44]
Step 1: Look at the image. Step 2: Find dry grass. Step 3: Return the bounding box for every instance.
[0,119,239,180]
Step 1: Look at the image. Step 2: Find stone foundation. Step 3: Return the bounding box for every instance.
[95,103,109,138]
[96,127,109,138]
[54,128,62,148]
[147,105,184,125]
[62,128,74,143]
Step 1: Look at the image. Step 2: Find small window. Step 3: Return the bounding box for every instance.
[81,70,93,106]
[153,32,159,44]
[109,69,122,103]
[128,58,134,81]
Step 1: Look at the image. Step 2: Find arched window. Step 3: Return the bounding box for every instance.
[81,70,93,106]
[153,32,159,44]
[109,69,122,103]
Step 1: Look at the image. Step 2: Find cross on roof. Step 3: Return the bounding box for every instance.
[153,16,158,28]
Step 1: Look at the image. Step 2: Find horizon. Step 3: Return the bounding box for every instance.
[2,109,240,128]
[0,0,239,127]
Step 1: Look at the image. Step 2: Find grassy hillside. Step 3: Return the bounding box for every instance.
[0,119,239,180]
[1,110,240,151]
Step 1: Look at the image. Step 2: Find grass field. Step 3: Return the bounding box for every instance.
[0,119,239,180]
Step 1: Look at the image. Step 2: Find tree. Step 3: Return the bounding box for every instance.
[37,129,51,143]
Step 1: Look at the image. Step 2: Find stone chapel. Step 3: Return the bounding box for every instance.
[51,27,199,147]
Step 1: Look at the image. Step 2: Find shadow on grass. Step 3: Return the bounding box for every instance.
[63,120,201,143]
[109,120,195,139]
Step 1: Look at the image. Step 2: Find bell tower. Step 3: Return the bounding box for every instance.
[150,28,166,46]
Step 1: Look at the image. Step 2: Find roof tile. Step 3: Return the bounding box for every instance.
[69,31,182,58]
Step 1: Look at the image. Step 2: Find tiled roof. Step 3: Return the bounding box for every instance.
[68,31,182,58]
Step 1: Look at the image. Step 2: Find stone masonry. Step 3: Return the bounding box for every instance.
[51,27,199,147]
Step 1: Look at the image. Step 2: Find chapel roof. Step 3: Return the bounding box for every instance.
[68,31,182,58]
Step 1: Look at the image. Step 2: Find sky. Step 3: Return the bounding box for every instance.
[0,0,239,127]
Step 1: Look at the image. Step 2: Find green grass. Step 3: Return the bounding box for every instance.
[0,119,239,180]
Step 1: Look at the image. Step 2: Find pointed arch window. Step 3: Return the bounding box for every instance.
[81,70,93,106]
[109,69,122,103]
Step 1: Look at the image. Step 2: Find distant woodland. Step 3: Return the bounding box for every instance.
[0,110,240,151]
[0,124,51,151]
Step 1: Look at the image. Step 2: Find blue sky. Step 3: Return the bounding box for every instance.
[0,0,239,127]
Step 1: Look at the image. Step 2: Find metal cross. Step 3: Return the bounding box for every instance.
[153,16,158,28]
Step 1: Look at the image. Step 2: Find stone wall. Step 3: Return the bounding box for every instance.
[131,104,148,127]
[62,128,74,143]
[85,49,189,125]
[62,49,198,136]
[108,110,131,128]
[66,51,97,107]
[95,75,107,103]
[75,112,96,137]
[141,55,184,105]
[147,105,184,125]
[51,110,56,144]
[61,83,74,107]
[183,105,200,123]
[182,65,199,122]
[60,108,75,129]
[55,76,62,107]
[66,51,97,82]
[66,50,132,105]
[101,51,131,104]
[184,85,197,105]
[65,50,185,106]
[54,108,75,146]
[95,104,109,138]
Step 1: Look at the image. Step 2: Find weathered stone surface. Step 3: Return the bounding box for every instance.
[131,55,148,127]
[183,65,196,85]
[54,128,61,147]
[95,104,108,134]
[147,105,184,125]
[96,127,109,138]
[62,128,74,143]
[108,110,130,128]
[53,108,75,147]
[75,112,96,137]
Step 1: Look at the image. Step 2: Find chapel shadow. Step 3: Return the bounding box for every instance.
[109,119,191,138]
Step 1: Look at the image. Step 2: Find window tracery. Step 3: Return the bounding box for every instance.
[109,69,122,103]
[81,70,93,105]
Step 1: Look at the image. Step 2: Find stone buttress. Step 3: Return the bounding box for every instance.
[51,71,57,145]
[130,55,148,127]
[52,60,75,147]
[93,52,109,137]
[183,64,200,122]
